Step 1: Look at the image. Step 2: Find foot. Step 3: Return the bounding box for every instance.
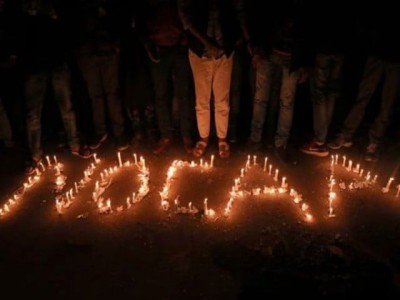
[115,135,129,151]
[300,140,329,157]
[153,137,172,155]
[25,157,42,175]
[71,145,93,158]
[328,135,353,150]
[192,140,208,158]
[89,133,108,150]
[365,144,379,162]
[218,141,230,159]
[246,138,262,152]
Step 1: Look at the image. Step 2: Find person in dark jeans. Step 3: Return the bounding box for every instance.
[77,0,128,151]
[21,0,92,175]
[328,7,400,162]
[300,1,353,157]
[138,0,194,155]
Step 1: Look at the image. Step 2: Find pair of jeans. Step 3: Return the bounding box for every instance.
[250,52,299,147]
[341,56,400,146]
[149,46,194,138]
[80,53,125,137]
[311,53,344,143]
[25,64,79,159]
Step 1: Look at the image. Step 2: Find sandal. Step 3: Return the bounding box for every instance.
[71,145,93,159]
[192,140,208,158]
[218,141,230,159]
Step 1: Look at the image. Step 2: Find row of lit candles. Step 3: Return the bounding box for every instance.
[160,156,216,217]
[225,155,313,222]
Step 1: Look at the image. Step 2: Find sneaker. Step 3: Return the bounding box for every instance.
[71,145,93,158]
[328,135,353,150]
[89,133,108,150]
[365,144,379,162]
[153,137,172,155]
[300,140,329,157]
[25,157,42,175]
[115,135,129,151]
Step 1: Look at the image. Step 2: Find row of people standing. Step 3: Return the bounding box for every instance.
[1,0,399,175]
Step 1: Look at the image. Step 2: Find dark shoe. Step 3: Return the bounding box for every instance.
[246,138,262,152]
[183,136,193,154]
[115,135,129,151]
[365,144,379,162]
[328,135,353,150]
[153,137,172,155]
[274,146,297,165]
[71,145,93,158]
[89,133,108,150]
[300,140,329,157]
[25,157,42,175]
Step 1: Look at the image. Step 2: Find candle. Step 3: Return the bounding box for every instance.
[74,182,78,193]
[134,153,137,165]
[39,162,45,172]
[359,169,364,177]
[365,171,371,181]
[274,169,279,182]
[210,155,214,168]
[347,160,352,171]
[46,155,51,167]
[188,202,192,212]
[331,155,334,166]
[281,176,286,188]
[396,184,400,198]
[263,157,268,172]
[382,177,395,193]
[373,175,378,183]
[247,155,250,165]
[342,155,346,167]
[240,168,244,177]
[335,154,338,165]
[204,198,208,214]
[95,180,99,192]
[200,158,203,167]
[118,152,122,167]
[269,164,272,175]
[355,163,360,173]
[53,155,57,164]
[253,155,257,166]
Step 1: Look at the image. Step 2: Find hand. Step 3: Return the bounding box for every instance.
[204,43,224,59]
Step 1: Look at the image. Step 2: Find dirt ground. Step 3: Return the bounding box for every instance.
[1,139,400,299]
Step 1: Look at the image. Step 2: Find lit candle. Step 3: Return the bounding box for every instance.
[382,177,395,193]
[234,178,240,191]
[247,155,250,165]
[126,197,131,209]
[305,213,313,222]
[365,171,371,181]
[396,184,400,198]
[269,164,272,175]
[106,199,111,209]
[93,153,97,163]
[35,168,40,176]
[53,155,57,165]
[204,198,208,215]
[200,158,203,167]
[274,169,279,182]
[342,155,346,167]
[140,156,145,170]
[240,168,244,177]
[74,182,78,193]
[331,155,334,166]
[281,176,286,188]
[118,152,122,167]
[46,155,51,167]
[335,154,338,165]
[263,157,268,172]
[100,172,104,182]
[253,155,257,166]
[348,160,352,171]
[359,169,364,177]
[95,180,99,192]
[39,162,45,172]
[134,153,137,165]
[210,155,214,168]
[373,175,378,183]
[188,202,192,212]
[355,163,360,173]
